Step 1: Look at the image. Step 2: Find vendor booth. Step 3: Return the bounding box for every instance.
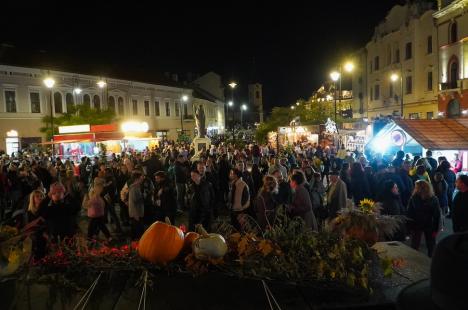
[366,118,468,171]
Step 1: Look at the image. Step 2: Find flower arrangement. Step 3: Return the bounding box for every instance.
[359,199,376,214]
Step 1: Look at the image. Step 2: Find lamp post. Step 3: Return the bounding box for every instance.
[229,82,237,140]
[391,72,404,118]
[330,71,340,122]
[241,104,247,128]
[43,77,55,156]
[180,94,188,135]
[97,79,106,111]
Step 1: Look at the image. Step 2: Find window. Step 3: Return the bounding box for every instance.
[175,101,180,117]
[370,87,373,101]
[374,56,379,71]
[389,83,394,98]
[66,93,74,113]
[427,71,433,91]
[165,101,170,116]
[450,60,459,88]
[387,46,392,65]
[154,100,160,116]
[93,95,101,111]
[183,103,188,117]
[450,22,457,44]
[118,97,124,115]
[256,91,260,99]
[54,92,63,113]
[369,61,373,73]
[406,76,412,94]
[405,42,412,60]
[427,112,434,120]
[83,94,91,108]
[395,49,400,63]
[30,92,41,113]
[132,99,138,115]
[427,36,432,54]
[358,77,363,84]
[5,90,16,113]
[409,113,419,120]
[108,96,115,113]
[374,84,380,100]
[144,100,150,116]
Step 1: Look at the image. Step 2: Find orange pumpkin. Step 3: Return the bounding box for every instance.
[138,218,185,264]
[183,232,200,251]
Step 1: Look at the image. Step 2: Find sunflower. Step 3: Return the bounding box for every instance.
[359,199,376,214]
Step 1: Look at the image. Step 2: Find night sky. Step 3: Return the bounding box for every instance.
[0,1,416,114]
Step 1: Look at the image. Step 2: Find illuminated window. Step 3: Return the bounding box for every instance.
[165,101,170,116]
[118,97,124,115]
[144,100,150,116]
[450,22,457,44]
[54,92,63,113]
[93,95,101,111]
[154,100,160,116]
[5,90,16,113]
[132,99,138,115]
[30,92,41,113]
[108,96,115,113]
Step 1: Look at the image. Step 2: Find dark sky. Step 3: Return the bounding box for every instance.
[0,1,413,113]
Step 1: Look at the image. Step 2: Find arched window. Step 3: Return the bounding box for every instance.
[118,97,124,115]
[447,99,460,118]
[83,94,91,108]
[66,93,74,113]
[449,59,459,89]
[108,96,115,113]
[450,22,457,44]
[54,92,63,113]
[93,95,101,111]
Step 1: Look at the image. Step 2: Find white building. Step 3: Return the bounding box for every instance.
[434,0,468,118]
[352,2,439,120]
[0,65,225,153]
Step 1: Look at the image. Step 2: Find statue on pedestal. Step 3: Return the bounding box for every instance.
[195,105,206,138]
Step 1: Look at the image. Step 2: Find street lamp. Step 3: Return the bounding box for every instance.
[291,105,295,110]
[296,101,300,106]
[390,72,404,118]
[330,71,340,121]
[97,80,106,88]
[43,77,56,156]
[73,87,82,94]
[229,82,237,140]
[241,104,247,128]
[344,61,354,73]
[180,94,189,135]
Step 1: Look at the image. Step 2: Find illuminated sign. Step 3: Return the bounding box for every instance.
[58,125,90,134]
[121,121,149,133]
[391,130,406,147]
[6,130,18,137]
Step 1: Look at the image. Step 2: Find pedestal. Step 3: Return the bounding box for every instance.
[191,137,211,161]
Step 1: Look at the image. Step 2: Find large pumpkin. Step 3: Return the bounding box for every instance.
[183,232,200,251]
[138,218,185,265]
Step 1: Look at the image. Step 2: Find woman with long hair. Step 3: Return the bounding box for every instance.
[27,190,45,221]
[377,180,406,241]
[407,180,441,257]
[27,190,47,259]
[83,183,112,242]
[255,175,279,230]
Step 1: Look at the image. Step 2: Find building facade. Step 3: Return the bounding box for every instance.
[434,0,468,118]
[248,83,264,123]
[0,65,225,153]
[353,2,439,120]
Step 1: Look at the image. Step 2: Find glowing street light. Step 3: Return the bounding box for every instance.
[330,71,340,82]
[240,104,247,128]
[390,72,404,118]
[291,106,295,110]
[228,101,233,107]
[97,80,107,88]
[180,95,189,134]
[73,87,82,94]
[344,61,354,73]
[43,77,55,89]
[43,77,56,155]
[181,94,189,102]
[390,73,399,82]
[296,101,300,106]
[229,82,237,89]
[241,104,247,111]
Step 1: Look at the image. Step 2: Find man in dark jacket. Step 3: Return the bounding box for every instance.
[142,152,163,179]
[272,169,291,205]
[288,172,317,230]
[174,155,187,211]
[189,170,213,231]
[236,161,256,199]
[453,175,468,233]
[154,171,177,224]
[425,150,438,176]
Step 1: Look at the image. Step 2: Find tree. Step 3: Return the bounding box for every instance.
[40,105,118,140]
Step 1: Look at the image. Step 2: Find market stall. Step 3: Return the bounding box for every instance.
[366,118,468,171]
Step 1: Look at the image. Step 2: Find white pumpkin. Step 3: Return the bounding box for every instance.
[193,225,227,260]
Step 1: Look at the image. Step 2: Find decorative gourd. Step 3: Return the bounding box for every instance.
[192,225,227,260]
[138,218,184,265]
[183,232,200,251]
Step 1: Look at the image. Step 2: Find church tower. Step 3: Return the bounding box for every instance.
[248,83,263,123]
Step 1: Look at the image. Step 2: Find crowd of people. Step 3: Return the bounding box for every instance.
[0,141,467,260]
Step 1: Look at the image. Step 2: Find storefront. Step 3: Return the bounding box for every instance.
[366,119,468,171]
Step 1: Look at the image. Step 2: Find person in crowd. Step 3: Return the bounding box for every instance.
[322,153,331,186]
[236,161,256,199]
[433,172,448,218]
[154,171,177,224]
[310,172,327,221]
[116,164,130,226]
[251,163,264,197]
[288,172,318,231]
[339,162,352,199]
[392,150,405,168]
[424,150,438,176]
[27,190,47,259]
[452,175,468,233]
[141,152,163,179]
[255,175,279,230]
[229,168,251,230]
[436,160,456,218]
[411,164,431,184]
[271,169,291,205]
[350,162,371,205]
[398,161,414,209]
[189,169,213,231]
[38,182,80,242]
[128,171,145,239]
[407,180,441,257]
[377,180,406,241]
[83,182,112,242]
[217,153,231,205]
[174,155,188,211]
[326,171,348,219]
[453,153,462,174]
[268,158,287,181]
